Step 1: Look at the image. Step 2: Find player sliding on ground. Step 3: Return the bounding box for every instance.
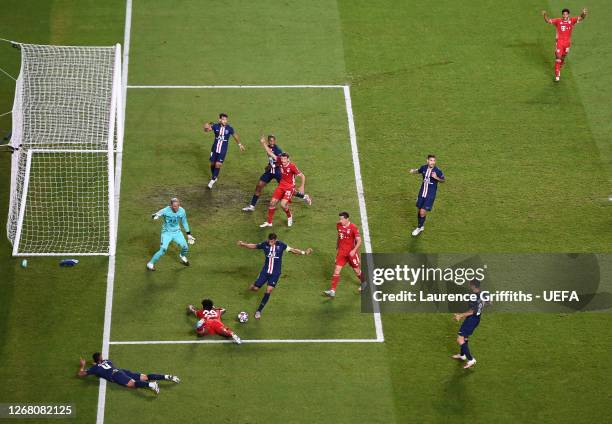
[146,197,195,271]
[187,299,242,344]
[242,134,311,211]
[238,233,312,319]
[258,136,307,227]
[78,352,180,394]
[452,279,485,369]
[409,155,445,237]
[542,8,588,82]
[324,212,364,298]
[203,112,245,189]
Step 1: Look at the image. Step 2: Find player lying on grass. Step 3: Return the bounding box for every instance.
[187,299,242,344]
[242,134,311,211]
[409,155,445,237]
[147,197,195,271]
[238,233,312,319]
[258,137,307,228]
[324,212,364,298]
[203,112,245,189]
[78,352,180,394]
[542,8,588,82]
[452,279,485,369]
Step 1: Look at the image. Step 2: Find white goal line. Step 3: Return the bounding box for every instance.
[127,84,346,89]
[110,338,382,345]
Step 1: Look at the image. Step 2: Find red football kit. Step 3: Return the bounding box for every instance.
[195,307,233,337]
[335,222,361,269]
[272,157,301,202]
[551,17,579,55]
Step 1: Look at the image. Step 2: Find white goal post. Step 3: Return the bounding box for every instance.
[6,42,123,256]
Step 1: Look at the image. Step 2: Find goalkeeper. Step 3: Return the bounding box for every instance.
[146,198,195,271]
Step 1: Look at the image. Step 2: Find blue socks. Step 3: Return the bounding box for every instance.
[211,166,220,180]
[417,213,426,228]
[135,380,149,388]
[258,292,271,312]
[147,374,165,381]
[251,194,259,206]
[461,341,473,360]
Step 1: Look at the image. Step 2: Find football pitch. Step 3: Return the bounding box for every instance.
[1,1,611,423]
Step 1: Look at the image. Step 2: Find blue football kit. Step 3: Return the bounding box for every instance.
[416,165,445,211]
[209,123,235,163]
[254,241,288,288]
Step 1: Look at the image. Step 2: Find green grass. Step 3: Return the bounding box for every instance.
[1,1,611,423]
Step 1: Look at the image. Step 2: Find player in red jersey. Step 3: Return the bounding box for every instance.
[258,136,307,228]
[187,299,241,344]
[542,8,588,82]
[324,212,363,298]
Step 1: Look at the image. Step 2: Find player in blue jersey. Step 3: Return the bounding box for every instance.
[241,135,311,211]
[78,352,180,394]
[146,197,196,271]
[452,279,484,369]
[203,113,245,189]
[409,154,445,237]
[237,233,312,319]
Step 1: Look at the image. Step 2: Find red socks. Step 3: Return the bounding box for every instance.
[331,275,340,291]
[283,207,292,218]
[555,60,561,76]
[267,207,276,223]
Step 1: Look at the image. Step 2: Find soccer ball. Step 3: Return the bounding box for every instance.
[237,311,248,323]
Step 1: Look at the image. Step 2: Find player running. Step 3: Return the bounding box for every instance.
[78,352,180,394]
[324,212,364,298]
[187,299,242,344]
[257,136,307,227]
[452,279,485,369]
[237,233,312,319]
[146,197,195,271]
[242,134,311,211]
[542,8,588,82]
[409,155,445,237]
[203,113,245,189]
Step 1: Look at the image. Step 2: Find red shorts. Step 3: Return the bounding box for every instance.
[196,319,227,336]
[272,186,294,203]
[336,250,360,269]
[555,41,570,56]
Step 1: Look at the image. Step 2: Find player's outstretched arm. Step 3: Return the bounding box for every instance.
[578,8,588,21]
[288,246,313,256]
[233,133,246,151]
[203,122,213,132]
[541,10,552,24]
[187,304,198,317]
[260,136,278,160]
[237,240,258,249]
[151,208,165,220]
[77,358,88,377]
[409,168,419,174]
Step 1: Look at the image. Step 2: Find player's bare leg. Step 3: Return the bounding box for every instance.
[280,198,293,226]
[243,180,267,211]
[412,208,426,236]
[324,264,343,298]
[261,198,278,227]
[208,161,222,189]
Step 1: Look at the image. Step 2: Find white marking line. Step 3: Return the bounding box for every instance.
[96,1,131,424]
[343,85,384,342]
[127,84,344,89]
[111,338,382,345]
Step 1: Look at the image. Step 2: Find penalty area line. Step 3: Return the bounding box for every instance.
[110,338,383,345]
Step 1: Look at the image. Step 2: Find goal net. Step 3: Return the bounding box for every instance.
[6,43,123,256]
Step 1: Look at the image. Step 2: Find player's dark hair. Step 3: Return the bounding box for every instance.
[339,211,349,219]
[427,154,436,159]
[201,299,214,310]
[92,352,102,363]
[562,8,570,14]
[469,279,481,289]
[280,152,290,158]
[219,113,228,119]
[267,135,276,142]
[268,233,278,240]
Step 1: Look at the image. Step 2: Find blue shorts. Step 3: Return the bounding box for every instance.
[210,143,228,163]
[259,172,281,184]
[254,270,281,288]
[113,369,140,386]
[458,317,480,337]
[416,195,435,211]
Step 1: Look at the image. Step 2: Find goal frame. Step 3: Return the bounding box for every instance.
[10,44,123,257]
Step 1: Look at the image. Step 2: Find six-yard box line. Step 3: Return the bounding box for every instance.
[109,84,384,346]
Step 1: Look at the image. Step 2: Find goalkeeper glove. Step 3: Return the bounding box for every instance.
[187,234,196,245]
[151,213,160,220]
